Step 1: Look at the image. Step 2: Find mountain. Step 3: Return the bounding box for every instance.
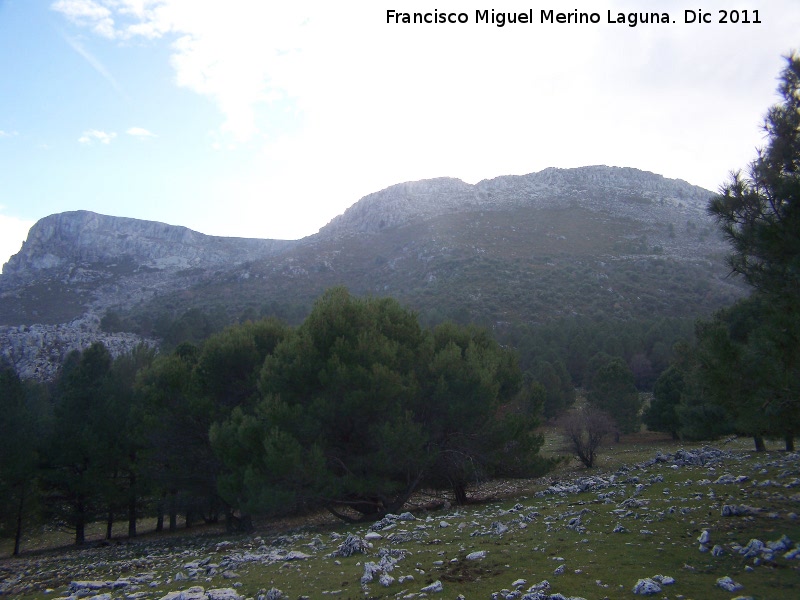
[0,166,745,379]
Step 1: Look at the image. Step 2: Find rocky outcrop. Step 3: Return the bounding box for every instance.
[2,210,297,277]
[319,166,712,238]
[0,314,156,380]
[321,177,479,236]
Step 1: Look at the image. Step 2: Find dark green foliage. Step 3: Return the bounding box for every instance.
[152,307,228,348]
[686,54,800,449]
[0,365,48,555]
[3,288,552,540]
[43,343,114,545]
[421,322,548,502]
[533,360,575,420]
[195,318,289,413]
[213,288,429,519]
[136,345,220,530]
[501,316,695,391]
[586,357,642,435]
[708,53,800,304]
[689,297,799,445]
[643,365,684,439]
[101,345,156,538]
[37,343,159,545]
[211,288,549,521]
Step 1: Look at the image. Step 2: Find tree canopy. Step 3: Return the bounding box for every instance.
[211,287,549,523]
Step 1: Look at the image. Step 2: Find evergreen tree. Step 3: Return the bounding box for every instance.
[534,360,576,420]
[692,297,799,450]
[420,322,547,504]
[0,365,48,555]
[708,53,800,304]
[643,365,685,439]
[586,357,641,435]
[210,288,550,521]
[43,343,113,545]
[102,345,156,538]
[700,53,800,449]
[136,345,217,531]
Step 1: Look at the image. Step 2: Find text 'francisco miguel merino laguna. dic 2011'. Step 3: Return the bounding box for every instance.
[386,8,763,28]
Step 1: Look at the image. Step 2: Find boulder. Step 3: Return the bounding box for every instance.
[420,580,443,593]
[333,534,368,557]
[632,578,661,595]
[716,576,744,592]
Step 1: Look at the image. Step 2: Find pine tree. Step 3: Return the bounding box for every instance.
[703,53,800,449]
[708,54,800,304]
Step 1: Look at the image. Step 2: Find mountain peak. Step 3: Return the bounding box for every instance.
[318,166,712,238]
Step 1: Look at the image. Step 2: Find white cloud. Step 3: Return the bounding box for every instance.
[0,213,35,271]
[51,0,800,240]
[52,0,117,39]
[79,129,117,144]
[0,130,18,137]
[51,1,326,142]
[126,126,156,138]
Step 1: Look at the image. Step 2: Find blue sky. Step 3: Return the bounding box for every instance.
[1,1,799,268]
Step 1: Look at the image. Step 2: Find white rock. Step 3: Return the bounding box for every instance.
[716,576,744,592]
[632,578,661,595]
[420,580,443,593]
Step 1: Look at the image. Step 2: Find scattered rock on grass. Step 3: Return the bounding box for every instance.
[420,580,443,593]
[716,576,744,592]
[332,534,368,557]
[632,578,661,595]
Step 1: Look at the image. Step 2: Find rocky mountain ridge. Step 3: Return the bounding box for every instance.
[0,166,742,380]
[2,210,297,278]
[319,166,711,238]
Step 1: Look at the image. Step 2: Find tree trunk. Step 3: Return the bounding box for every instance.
[128,471,137,538]
[452,482,468,506]
[128,501,136,538]
[169,491,177,532]
[754,435,766,452]
[13,487,25,557]
[75,511,86,546]
[156,492,165,533]
[786,434,795,452]
[226,510,253,533]
[106,510,114,540]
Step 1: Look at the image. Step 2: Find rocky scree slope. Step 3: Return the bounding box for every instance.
[0,166,741,380]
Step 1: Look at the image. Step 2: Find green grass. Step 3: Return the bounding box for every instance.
[2,434,799,599]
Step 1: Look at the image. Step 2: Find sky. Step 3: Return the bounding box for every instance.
[1,1,799,269]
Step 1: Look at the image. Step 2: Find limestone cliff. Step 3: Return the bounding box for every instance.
[2,210,297,277]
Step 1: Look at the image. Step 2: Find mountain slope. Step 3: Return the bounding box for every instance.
[0,166,745,379]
